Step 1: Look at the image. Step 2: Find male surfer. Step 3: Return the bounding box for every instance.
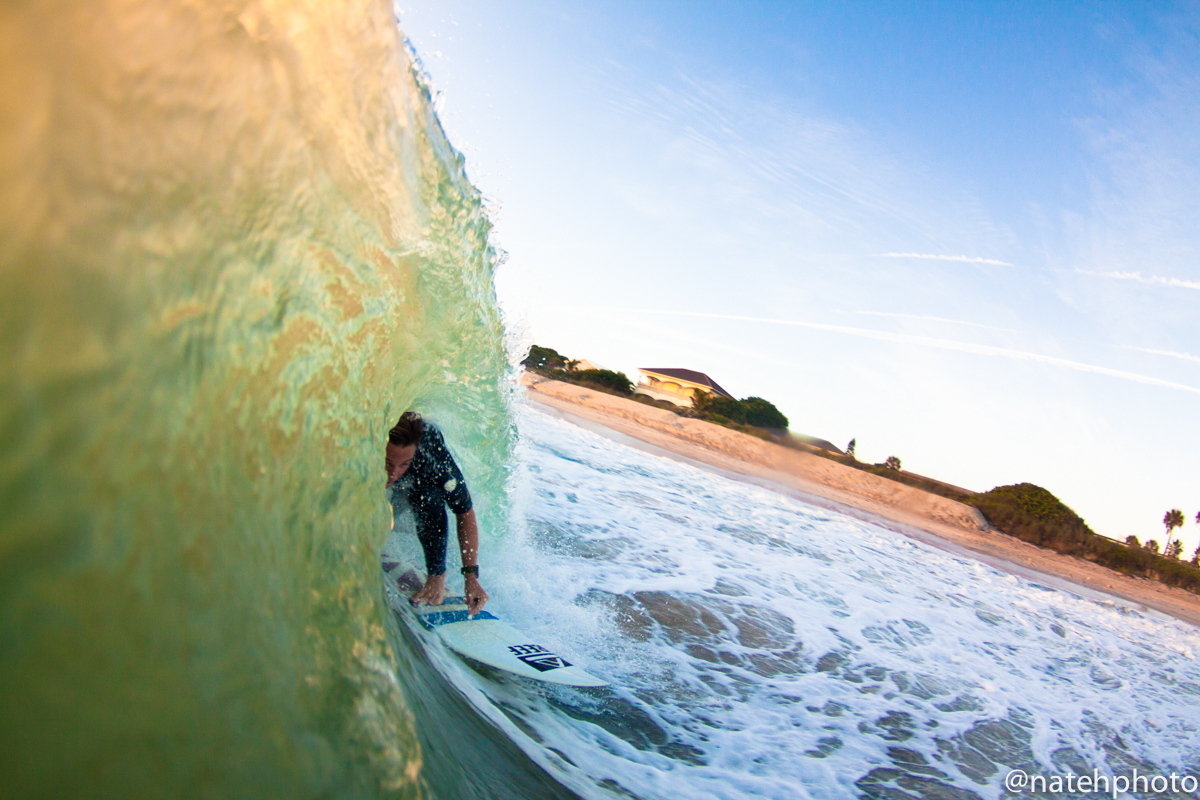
[385,412,489,614]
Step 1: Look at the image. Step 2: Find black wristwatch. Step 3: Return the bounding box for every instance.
[461,565,479,576]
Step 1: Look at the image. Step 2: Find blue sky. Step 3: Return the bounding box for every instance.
[396,1,1200,552]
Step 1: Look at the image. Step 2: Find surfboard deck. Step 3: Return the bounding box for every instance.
[383,563,608,687]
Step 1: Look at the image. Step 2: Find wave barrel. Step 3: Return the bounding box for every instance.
[0,2,516,797]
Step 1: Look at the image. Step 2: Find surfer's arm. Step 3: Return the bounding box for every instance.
[455,509,489,614]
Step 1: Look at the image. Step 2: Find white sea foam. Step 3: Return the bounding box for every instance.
[402,404,1200,800]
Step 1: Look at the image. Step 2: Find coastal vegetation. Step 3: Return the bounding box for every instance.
[573,369,635,395]
[969,484,1200,594]
[523,346,636,395]
[524,345,1200,595]
[524,345,571,371]
[692,392,789,430]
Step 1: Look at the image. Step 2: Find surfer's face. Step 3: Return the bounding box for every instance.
[385,442,417,487]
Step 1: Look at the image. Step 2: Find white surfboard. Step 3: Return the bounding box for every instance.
[383,563,608,687]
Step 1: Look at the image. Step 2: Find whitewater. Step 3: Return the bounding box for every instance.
[2,1,1199,798]
[390,404,1200,800]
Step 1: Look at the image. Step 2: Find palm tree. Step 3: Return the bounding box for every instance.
[1194,511,1200,565]
[1163,509,1185,557]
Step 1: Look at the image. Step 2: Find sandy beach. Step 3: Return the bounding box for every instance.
[522,374,1200,629]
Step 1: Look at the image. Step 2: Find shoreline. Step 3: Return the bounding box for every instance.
[521,375,1200,630]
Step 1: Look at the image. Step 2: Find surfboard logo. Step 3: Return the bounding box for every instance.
[508,644,572,672]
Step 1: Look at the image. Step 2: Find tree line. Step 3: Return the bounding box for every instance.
[1126,509,1200,565]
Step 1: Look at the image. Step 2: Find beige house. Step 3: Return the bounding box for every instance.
[634,368,732,408]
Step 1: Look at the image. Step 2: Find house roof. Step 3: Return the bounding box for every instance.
[638,368,733,398]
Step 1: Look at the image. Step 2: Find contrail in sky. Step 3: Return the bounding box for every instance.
[845,310,1017,332]
[875,252,1012,266]
[598,308,1200,396]
[1122,346,1200,365]
[1076,269,1200,290]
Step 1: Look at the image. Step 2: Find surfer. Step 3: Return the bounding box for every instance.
[385,411,489,614]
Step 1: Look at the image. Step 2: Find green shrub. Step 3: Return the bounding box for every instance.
[693,393,788,430]
[740,397,789,429]
[694,394,747,423]
[523,345,569,371]
[574,368,633,395]
[971,483,1093,553]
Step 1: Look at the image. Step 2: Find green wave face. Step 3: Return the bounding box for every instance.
[0,2,512,797]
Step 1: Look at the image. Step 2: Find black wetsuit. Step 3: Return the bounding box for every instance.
[387,424,473,576]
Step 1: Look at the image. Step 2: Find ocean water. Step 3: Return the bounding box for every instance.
[414,405,1200,800]
[4,2,1200,799]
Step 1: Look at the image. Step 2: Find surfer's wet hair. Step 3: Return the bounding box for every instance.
[389,411,425,447]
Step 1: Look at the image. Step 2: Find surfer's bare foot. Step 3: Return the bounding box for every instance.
[410,574,446,606]
[464,575,489,615]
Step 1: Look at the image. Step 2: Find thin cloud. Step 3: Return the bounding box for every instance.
[600,308,1200,397]
[1077,269,1200,291]
[875,252,1012,266]
[1121,346,1200,366]
[844,310,1018,333]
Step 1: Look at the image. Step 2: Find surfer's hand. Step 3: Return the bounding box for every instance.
[464,575,489,616]
[410,573,446,606]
